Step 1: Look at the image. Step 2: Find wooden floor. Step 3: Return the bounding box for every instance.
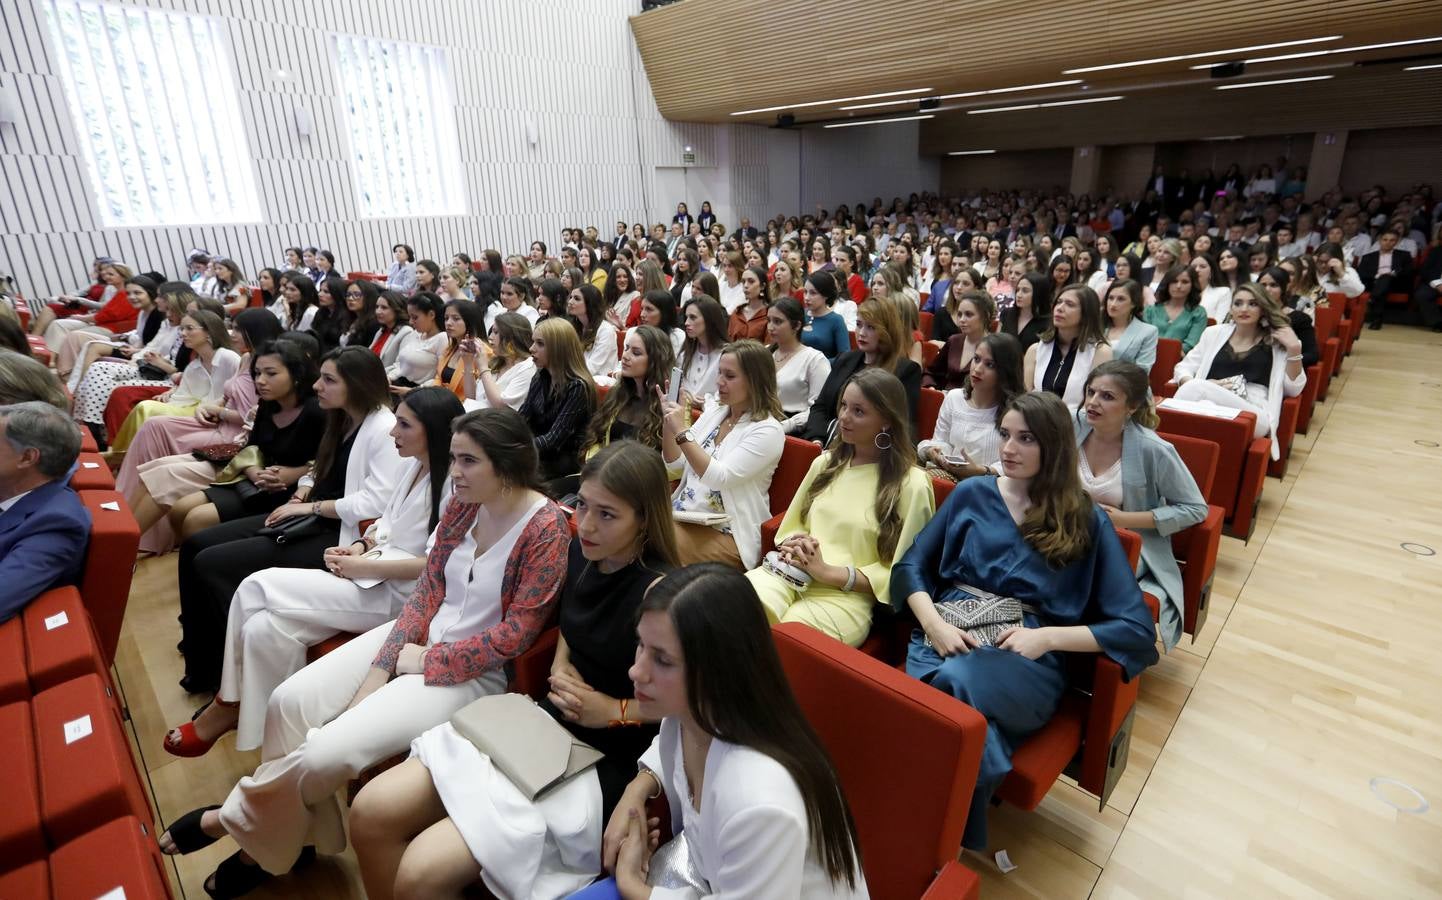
[111,325,1442,900]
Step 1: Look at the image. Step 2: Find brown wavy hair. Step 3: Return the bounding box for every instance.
[1005,391,1093,568]
[583,324,673,454]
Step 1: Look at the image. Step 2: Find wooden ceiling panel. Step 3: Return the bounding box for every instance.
[630,0,1442,142]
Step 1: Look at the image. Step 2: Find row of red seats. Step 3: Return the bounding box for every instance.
[0,584,169,896]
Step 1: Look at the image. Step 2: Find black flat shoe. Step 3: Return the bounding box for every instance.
[203,847,315,899]
[161,805,223,855]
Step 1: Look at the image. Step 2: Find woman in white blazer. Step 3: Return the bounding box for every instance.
[1171,282,1305,460]
[174,348,406,694]
[661,340,786,571]
[164,387,463,757]
[593,566,868,899]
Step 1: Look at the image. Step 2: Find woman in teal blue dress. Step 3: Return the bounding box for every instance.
[891,391,1157,851]
[1142,265,1207,353]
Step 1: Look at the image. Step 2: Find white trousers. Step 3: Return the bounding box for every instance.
[219,568,404,751]
[43,317,105,355]
[217,621,506,874]
[1174,379,1272,438]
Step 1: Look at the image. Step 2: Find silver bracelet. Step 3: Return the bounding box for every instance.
[1286,354,1303,362]
[842,565,857,592]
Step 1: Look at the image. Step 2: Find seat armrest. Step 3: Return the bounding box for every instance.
[921,860,981,900]
[760,511,785,556]
[1077,655,1140,808]
[508,627,559,699]
[1173,505,1224,637]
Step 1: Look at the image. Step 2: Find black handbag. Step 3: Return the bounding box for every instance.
[254,514,328,545]
[136,361,169,380]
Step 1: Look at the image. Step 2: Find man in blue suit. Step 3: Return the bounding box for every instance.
[0,401,91,622]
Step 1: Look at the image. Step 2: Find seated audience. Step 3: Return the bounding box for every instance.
[71,283,192,434]
[661,339,785,570]
[175,347,401,693]
[339,280,382,348]
[0,349,69,408]
[999,271,1050,351]
[1172,282,1306,459]
[1315,242,1364,299]
[109,308,242,453]
[1143,266,1207,353]
[486,276,541,332]
[269,271,320,332]
[349,440,676,900]
[36,261,136,349]
[581,564,868,898]
[463,311,535,410]
[930,266,985,343]
[925,289,996,390]
[767,297,831,434]
[802,297,922,444]
[918,332,1025,482]
[1074,361,1207,648]
[158,407,568,896]
[57,274,162,384]
[893,391,1158,851]
[799,270,850,359]
[163,387,462,757]
[1358,229,1414,330]
[676,295,727,403]
[577,324,675,486]
[434,299,487,400]
[749,368,932,646]
[1103,279,1159,371]
[568,283,619,378]
[309,276,353,351]
[1191,255,1231,323]
[368,290,416,370]
[0,401,90,621]
[385,243,418,294]
[1411,224,1442,332]
[520,317,598,494]
[389,291,447,389]
[1256,267,1319,367]
[727,265,770,341]
[1025,284,1113,408]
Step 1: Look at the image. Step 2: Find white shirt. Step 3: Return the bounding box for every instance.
[428,497,546,645]
[680,345,721,400]
[1200,286,1232,323]
[0,489,34,514]
[584,321,619,378]
[717,278,746,314]
[1079,451,1124,508]
[463,357,536,411]
[917,393,1003,471]
[609,290,639,325]
[484,303,540,334]
[773,345,831,434]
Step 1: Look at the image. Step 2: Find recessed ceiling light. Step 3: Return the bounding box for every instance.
[948,150,996,155]
[1405,63,1442,71]
[1202,135,1246,141]
[936,79,1083,100]
[967,103,1038,115]
[731,88,932,116]
[1214,75,1334,90]
[1037,96,1124,107]
[822,114,935,129]
[1063,35,1341,73]
[1189,35,1442,68]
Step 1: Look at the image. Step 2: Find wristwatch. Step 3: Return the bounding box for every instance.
[675,429,696,446]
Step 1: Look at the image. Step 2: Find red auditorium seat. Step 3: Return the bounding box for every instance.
[921,339,941,369]
[758,437,823,554]
[0,618,27,705]
[70,451,116,492]
[23,587,112,695]
[1154,434,1225,638]
[50,816,172,900]
[1269,396,1301,479]
[1156,407,1267,541]
[77,490,142,665]
[249,286,265,308]
[773,623,983,900]
[28,334,52,365]
[616,327,626,358]
[1150,337,1183,398]
[79,428,98,453]
[0,859,48,898]
[918,310,933,336]
[32,674,152,848]
[0,701,45,870]
[917,386,944,442]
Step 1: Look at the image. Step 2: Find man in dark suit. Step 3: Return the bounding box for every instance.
[611,220,630,252]
[731,217,759,241]
[0,402,90,622]
[1358,230,1414,330]
[1051,208,1077,240]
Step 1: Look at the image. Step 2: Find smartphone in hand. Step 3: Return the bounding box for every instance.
[665,366,683,404]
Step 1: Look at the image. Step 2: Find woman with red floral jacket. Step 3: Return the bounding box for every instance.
[157,406,570,899]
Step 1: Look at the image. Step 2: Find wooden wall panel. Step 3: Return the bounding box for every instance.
[1157,135,1312,180]
[1339,126,1442,197]
[940,148,1074,195]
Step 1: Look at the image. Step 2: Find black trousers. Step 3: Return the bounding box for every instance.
[1413,285,1441,329]
[176,512,340,692]
[1366,275,1400,322]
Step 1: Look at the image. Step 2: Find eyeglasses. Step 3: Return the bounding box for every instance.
[346,291,363,299]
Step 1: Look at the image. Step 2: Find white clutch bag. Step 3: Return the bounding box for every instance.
[449,693,604,801]
[671,510,731,527]
[348,545,415,590]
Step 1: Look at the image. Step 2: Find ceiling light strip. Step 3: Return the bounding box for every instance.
[968,95,1123,114]
[936,79,1082,100]
[1188,35,1442,69]
[948,150,996,155]
[1405,63,1442,71]
[1214,75,1334,90]
[731,88,932,117]
[821,114,934,129]
[1063,35,1341,74]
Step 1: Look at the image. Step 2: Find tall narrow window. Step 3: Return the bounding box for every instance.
[329,35,465,218]
[39,0,263,227]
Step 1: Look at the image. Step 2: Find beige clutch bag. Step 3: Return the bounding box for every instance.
[449,693,604,800]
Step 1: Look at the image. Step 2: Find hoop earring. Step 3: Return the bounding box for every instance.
[501,480,513,499]
[874,430,893,451]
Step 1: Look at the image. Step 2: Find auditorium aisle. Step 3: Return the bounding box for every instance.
[109,329,1442,899]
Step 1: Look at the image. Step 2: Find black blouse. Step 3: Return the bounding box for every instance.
[248,397,325,468]
[520,371,594,481]
[1207,339,1272,386]
[308,429,357,503]
[802,350,921,444]
[542,543,669,819]
[1000,307,1046,350]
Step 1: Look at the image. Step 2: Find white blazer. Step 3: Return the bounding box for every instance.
[1173,323,1305,460]
[667,401,785,570]
[585,321,620,378]
[362,457,446,613]
[331,406,405,544]
[640,719,869,900]
[373,325,417,371]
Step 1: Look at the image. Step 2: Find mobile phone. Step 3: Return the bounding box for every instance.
[943,454,967,466]
[665,367,683,403]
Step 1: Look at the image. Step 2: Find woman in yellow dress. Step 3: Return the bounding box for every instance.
[746,367,934,646]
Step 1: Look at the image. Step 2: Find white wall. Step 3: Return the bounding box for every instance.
[0,0,939,297]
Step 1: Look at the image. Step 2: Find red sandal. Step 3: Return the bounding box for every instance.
[162,721,219,758]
